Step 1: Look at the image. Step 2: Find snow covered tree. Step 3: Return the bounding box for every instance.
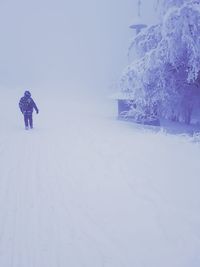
[120,0,200,124]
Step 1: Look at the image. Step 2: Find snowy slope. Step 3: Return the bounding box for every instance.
[0,88,200,267]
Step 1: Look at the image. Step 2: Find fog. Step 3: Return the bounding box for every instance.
[0,0,157,92]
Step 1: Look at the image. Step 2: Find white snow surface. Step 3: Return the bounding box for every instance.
[0,88,200,267]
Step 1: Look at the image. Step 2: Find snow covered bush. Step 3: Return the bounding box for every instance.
[120,0,200,124]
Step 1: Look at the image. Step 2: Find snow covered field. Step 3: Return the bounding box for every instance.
[0,88,200,267]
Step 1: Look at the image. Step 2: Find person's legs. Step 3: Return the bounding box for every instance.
[24,115,29,129]
[28,114,33,128]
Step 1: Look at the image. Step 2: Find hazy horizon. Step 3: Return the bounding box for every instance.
[0,0,157,91]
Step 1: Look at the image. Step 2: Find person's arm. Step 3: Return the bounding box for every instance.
[32,100,39,114]
[19,98,24,113]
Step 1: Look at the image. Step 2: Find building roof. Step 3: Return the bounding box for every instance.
[129,16,147,30]
[111,92,135,100]
[130,24,147,30]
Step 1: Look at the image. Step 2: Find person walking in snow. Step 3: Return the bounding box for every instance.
[19,91,39,130]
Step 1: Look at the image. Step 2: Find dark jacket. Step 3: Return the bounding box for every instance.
[19,96,39,115]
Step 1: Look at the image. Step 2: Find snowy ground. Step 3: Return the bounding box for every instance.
[0,88,200,267]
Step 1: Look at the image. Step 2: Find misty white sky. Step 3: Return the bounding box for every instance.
[0,0,157,91]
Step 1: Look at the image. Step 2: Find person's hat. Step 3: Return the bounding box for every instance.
[24,90,31,97]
